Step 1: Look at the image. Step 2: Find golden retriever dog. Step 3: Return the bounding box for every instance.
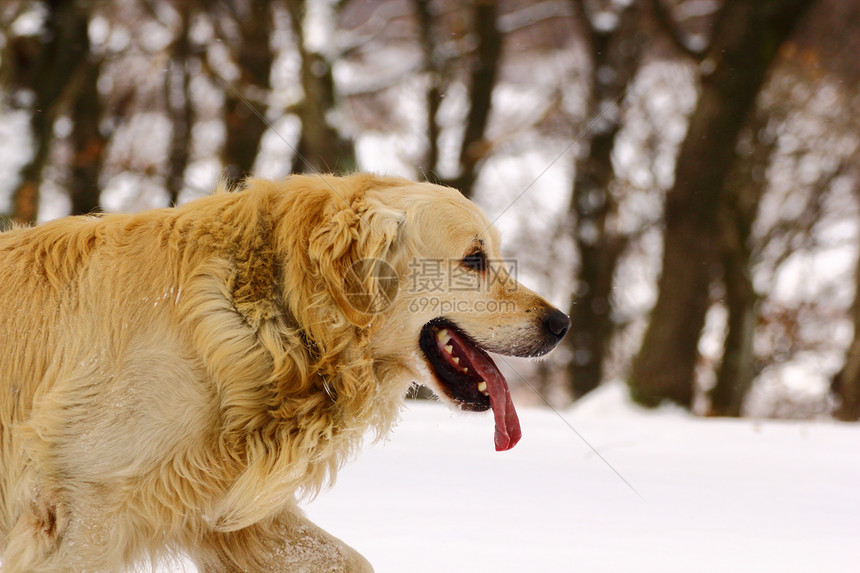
[0,174,569,572]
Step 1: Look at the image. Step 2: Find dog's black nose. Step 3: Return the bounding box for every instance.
[544,308,570,340]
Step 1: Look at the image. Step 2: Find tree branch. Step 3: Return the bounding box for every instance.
[647,0,708,61]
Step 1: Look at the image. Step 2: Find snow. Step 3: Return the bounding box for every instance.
[297,388,858,572]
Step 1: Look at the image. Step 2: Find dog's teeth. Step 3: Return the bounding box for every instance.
[477,381,487,392]
[444,344,453,354]
[436,329,450,343]
[462,367,468,374]
[452,356,459,364]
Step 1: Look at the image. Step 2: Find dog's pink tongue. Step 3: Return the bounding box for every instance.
[467,350,521,451]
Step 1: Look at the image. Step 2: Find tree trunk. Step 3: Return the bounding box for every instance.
[565,1,642,399]
[707,109,776,416]
[832,209,860,420]
[412,0,442,183]
[165,2,194,206]
[69,51,105,216]
[709,223,757,416]
[285,0,355,175]
[629,0,815,408]
[13,116,52,224]
[10,0,91,224]
[222,0,274,185]
[445,0,502,198]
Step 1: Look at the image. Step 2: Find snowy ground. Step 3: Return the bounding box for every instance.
[298,385,858,573]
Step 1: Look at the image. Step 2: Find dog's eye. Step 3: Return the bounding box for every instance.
[461,250,487,272]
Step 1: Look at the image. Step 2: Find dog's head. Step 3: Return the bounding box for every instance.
[304,175,569,451]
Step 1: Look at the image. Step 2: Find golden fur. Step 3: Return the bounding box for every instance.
[0,174,563,571]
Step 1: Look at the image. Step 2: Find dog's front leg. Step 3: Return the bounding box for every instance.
[189,510,373,573]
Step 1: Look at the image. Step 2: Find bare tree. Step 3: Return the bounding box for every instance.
[285,0,356,174]
[563,0,644,399]
[68,12,105,216]
[412,0,443,183]
[216,0,276,185]
[4,0,93,223]
[706,109,775,416]
[164,0,196,205]
[833,203,860,420]
[410,0,502,198]
[444,0,502,197]
[630,0,815,408]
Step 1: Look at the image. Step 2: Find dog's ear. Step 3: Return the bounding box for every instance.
[309,199,403,327]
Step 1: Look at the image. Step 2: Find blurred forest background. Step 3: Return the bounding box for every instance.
[1,0,860,420]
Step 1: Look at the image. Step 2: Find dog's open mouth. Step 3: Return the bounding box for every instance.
[419,318,522,451]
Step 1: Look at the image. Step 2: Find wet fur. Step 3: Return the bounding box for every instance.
[0,174,560,571]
